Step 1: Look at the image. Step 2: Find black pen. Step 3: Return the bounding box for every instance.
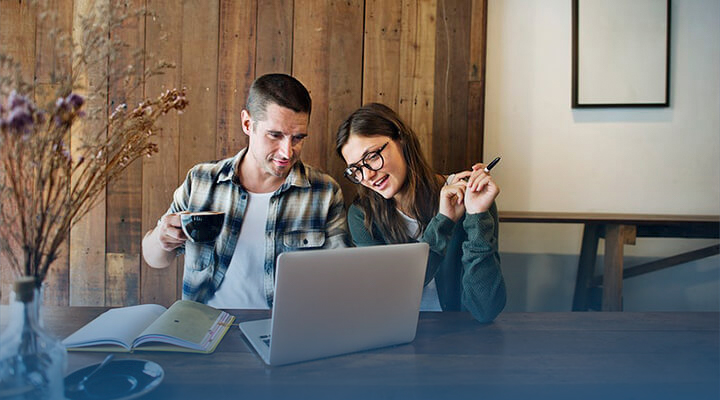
[483,156,501,173]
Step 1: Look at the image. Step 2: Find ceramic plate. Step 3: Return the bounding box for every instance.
[64,359,164,400]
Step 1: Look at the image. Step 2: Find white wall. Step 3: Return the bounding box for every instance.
[485,0,720,311]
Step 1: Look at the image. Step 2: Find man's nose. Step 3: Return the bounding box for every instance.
[278,137,293,159]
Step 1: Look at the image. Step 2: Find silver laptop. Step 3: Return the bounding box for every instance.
[238,242,429,366]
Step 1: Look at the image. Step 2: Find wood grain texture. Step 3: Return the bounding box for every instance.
[433,0,471,174]
[468,0,487,82]
[141,0,183,306]
[34,0,72,87]
[467,0,487,166]
[292,0,330,169]
[179,0,219,177]
[362,0,402,108]
[256,0,293,76]
[0,0,36,85]
[327,0,364,204]
[399,0,436,161]
[69,0,108,306]
[216,0,256,159]
[106,252,139,306]
[34,0,73,306]
[105,0,146,307]
[0,0,37,305]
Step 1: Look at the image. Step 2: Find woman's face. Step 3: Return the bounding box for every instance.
[341,134,407,200]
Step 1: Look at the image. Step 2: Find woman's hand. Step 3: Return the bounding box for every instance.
[439,171,471,222]
[464,162,500,214]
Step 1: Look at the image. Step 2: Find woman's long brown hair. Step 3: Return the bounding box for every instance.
[336,103,444,243]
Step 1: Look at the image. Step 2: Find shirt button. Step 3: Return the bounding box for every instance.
[241,194,247,200]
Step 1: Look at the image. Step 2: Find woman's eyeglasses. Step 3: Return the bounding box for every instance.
[343,142,389,184]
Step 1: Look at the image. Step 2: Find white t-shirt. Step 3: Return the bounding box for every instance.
[397,210,442,312]
[207,191,274,309]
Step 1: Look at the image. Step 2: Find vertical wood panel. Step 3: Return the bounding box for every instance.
[179,0,219,175]
[70,0,108,306]
[0,0,37,304]
[362,0,402,109]
[0,0,36,85]
[468,0,487,82]
[398,0,437,161]
[142,0,183,306]
[433,0,471,174]
[106,253,139,306]
[327,0,364,204]
[106,0,146,306]
[35,0,73,88]
[256,0,293,76]
[467,81,484,164]
[216,0,256,158]
[292,0,330,170]
[467,0,488,165]
[35,0,74,306]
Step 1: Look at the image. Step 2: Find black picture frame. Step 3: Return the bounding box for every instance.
[572,0,671,108]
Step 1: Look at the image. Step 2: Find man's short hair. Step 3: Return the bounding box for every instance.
[246,74,312,121]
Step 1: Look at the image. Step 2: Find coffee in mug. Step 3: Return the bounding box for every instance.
[180,211,225,243]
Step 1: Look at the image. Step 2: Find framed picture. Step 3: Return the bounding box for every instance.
[572,0,671,108]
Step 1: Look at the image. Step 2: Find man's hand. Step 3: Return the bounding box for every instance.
[142,213,187,269]
[156,213,187,251]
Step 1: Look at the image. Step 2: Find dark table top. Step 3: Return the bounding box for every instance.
[18,308,720,400]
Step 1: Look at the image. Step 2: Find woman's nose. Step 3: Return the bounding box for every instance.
[362,165,377,182]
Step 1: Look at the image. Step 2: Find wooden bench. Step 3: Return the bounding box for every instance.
[499,212,720,311]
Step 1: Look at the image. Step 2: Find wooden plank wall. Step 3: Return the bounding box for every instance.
[0,0,488,307]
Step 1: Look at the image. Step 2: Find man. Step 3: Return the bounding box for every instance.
[142,74,349,308]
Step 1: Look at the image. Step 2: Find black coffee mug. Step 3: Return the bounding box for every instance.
[180,211,224,243]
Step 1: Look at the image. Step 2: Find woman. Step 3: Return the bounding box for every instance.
[335,103,506,323]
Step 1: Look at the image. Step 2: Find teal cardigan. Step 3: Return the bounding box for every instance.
[347,202,506,323]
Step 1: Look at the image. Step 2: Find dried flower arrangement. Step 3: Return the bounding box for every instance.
[0,1,187,285]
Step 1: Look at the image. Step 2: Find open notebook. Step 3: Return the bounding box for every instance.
[63,300,234,354]
[239,242,429,366]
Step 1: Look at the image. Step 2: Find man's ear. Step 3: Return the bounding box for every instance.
[241,109,252,136]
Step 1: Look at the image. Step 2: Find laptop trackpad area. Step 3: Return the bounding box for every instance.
[239,318,272,361]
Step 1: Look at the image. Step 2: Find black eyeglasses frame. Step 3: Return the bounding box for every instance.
[343,142,389,184]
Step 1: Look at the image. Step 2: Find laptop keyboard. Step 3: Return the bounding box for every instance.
[260,334,271,347]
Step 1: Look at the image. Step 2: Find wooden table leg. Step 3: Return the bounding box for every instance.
[602,224,637,311]
[572,224,601,311]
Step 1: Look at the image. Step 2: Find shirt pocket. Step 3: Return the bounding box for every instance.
[184,242,216,271]
[282,230,326,250]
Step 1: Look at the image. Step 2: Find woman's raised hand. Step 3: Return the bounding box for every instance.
[439,170,472,222]
[464,162,500,214]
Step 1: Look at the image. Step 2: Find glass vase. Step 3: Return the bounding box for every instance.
[0,276,67,399]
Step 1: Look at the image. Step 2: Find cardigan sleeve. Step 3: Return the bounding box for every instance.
[460,202,507,322]
[420,213,458,285]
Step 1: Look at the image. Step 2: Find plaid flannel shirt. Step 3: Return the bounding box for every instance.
[165,148,349,305]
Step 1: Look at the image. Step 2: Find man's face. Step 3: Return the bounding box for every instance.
[242,103,309,178]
